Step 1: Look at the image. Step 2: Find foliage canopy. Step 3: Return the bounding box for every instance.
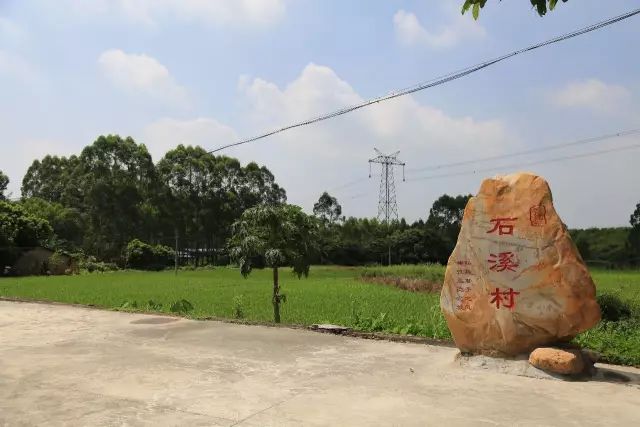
[461,0,568,19]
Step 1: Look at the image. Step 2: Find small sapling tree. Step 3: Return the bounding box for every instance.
[229,204,319,323]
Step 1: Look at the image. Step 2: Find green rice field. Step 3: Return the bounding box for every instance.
[1,265,638,366]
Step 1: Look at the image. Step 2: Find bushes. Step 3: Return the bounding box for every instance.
[575,319,640,366]
[0,200,53,267]
[597,293,633,321]
[48,251,80,275]
[574,292,640,366]
[79,256,118,273]
[125,239,174,271]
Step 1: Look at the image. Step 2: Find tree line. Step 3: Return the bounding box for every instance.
[1,134,640,271]
[1,135,284,269]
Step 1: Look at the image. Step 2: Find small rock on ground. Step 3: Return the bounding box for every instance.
[529,347,587,375]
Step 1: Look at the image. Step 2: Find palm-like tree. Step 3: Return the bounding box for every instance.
[229,204,319,323]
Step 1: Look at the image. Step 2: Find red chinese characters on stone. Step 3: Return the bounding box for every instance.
[529,205,547,226]
[454,259,473,311]
[457,295,472,311]
[489,287,520,310]
[488,251,519,272]
[486,217,517,236]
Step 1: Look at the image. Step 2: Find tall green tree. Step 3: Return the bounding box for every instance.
[426,194,471,246]
[391,227,450,265]
[21,155,81,204]
[77,135,157,260]
[21,139,158,260]
[462,0,568,19]
[229,204,319,323]
[0,170,9,200]
[313,192,342,224]
[157,145,286,266]
[629,202,640,260]
[157,145,225,259]
[237,162,287,209]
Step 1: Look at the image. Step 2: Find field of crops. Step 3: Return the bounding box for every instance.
[1,265,638,365]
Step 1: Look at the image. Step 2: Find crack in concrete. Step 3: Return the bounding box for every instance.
[230,393,301,426]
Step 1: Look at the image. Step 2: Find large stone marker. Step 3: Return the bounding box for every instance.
[440,172,600,356]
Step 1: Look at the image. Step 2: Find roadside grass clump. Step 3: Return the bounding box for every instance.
[574,269,640,366]
[145,300,163,311]
[119,300,138,310]
[232,295,245,319]
[170,299,194,314]
[348,296,450,339]
[575,319,640,366]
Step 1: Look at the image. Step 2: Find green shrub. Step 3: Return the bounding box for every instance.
[48,251,68,275]
[119,300,139,310]
[597,293,633,321]
[232,295,245,319]
[79,256,119,273]
[575,319,640,366]
[170,299,194,314]
[145,300,163,311]
[125,239,174,271]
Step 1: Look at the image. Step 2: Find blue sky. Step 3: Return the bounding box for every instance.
[1,0,639,227]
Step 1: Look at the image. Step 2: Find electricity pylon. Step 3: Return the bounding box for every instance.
[369,149,405,265]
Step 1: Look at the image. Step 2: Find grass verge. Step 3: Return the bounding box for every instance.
[1,265,639,366]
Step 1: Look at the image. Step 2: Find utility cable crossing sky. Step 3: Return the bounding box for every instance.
[330,128,640,193]
[342,141,640,201]
[207,7,640,155]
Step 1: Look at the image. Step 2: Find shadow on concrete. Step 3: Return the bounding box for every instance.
[593,365,640,385]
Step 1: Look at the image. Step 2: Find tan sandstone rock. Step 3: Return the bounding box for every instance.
[440,172,600,355]
[529,347,585,375]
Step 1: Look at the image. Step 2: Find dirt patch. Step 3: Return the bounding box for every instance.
[360,275,443,293]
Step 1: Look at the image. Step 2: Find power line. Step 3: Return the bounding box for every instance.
[207,7,640,154]
[407,128,640,173]
[329,176,371,192]
[330,128,640,195]
[407,143,640,182]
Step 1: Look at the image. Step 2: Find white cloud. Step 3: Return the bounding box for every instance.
[142,117,238,161]
[98,49,188,106]
[393,9,486,49]
[138,64,513,219]
[233,63,514,218]
[0,50,41,85]
[55,0,285,27]
[550,79,630,113]
[135,66,639,227]
[0,17,27,43]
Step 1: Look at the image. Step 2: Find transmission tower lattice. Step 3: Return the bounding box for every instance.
[368,149,405,224]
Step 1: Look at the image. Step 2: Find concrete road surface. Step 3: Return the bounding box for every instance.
[1,301,639,426]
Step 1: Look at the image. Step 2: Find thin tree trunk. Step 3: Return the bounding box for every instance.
[272,267,280,323]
